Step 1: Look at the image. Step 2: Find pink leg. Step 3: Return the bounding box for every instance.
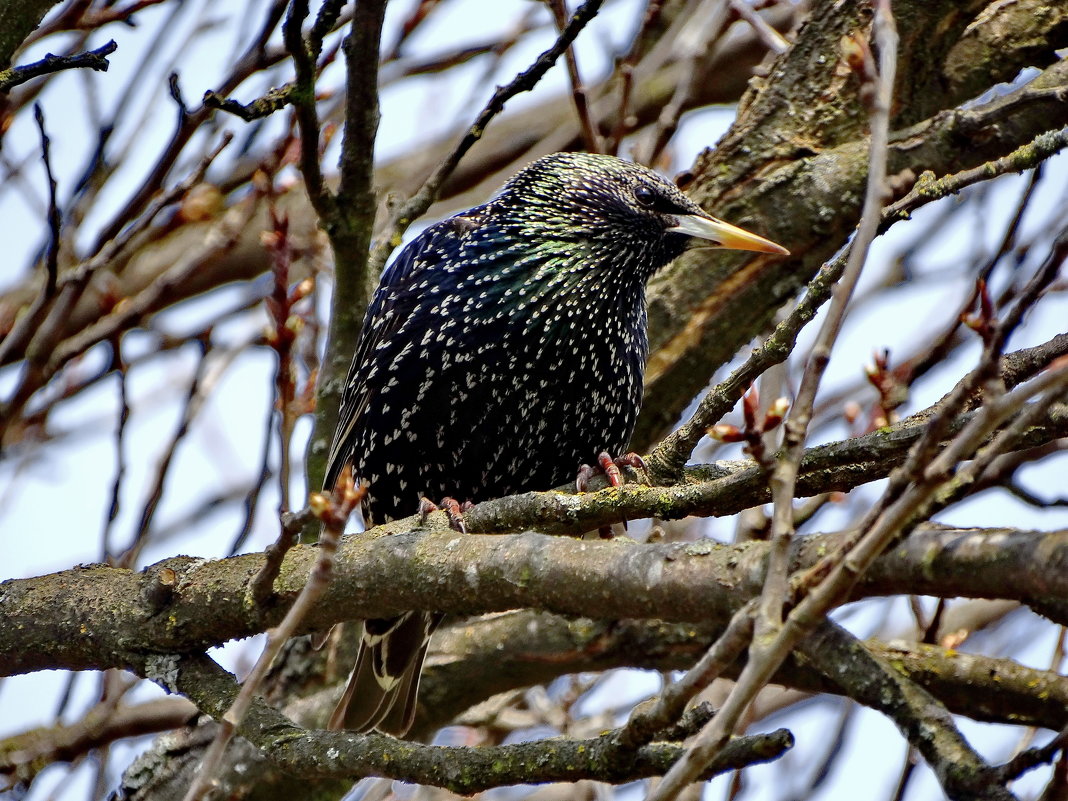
[576,451,648,492]
[418,496,467,533]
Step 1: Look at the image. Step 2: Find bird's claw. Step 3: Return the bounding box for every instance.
[419,496,468,533]
[576,451,648,492]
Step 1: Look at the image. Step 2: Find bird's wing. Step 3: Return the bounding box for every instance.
[323,210,486,499]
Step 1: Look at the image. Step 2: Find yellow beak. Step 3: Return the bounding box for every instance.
[667,213,789,256]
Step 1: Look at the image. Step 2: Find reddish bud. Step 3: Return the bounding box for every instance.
[742,385,760,430]
[308,492,331,517]
[179,184,223,222]
[763,396,790,430]
[843,401,862,424]
[708,424,745,443]
[290,277,315,303]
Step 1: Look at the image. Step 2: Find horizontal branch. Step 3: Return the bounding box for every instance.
[203,84,295,121]
[0,697,196,786]
[470,397,1068,536]
[6,608,1065,783]
[3,523,1066,678]
[413,611,1068,737]
[160,653,792,793]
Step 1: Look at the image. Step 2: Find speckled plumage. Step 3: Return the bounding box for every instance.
[325,152,786,735]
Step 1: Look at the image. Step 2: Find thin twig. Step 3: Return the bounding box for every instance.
[364,0,606,280]
[202,0,348,122]
[228,399,276,555]
[763,0,899,630]
[605,0,664,154]
[0,40,117,93]
[648,125,1068,482]
[0,697,196,786]
[0,132,234,435]
[644,5,899,796]
[997,728,1068,783]
[88,0,285,252]
[100,337,131,561]
[617,600,757,749]
[284,0,328,214]
[546,0,601,152]
[180,473,365,801]
[727,0,789,54]
[640,0,730,166]
[32,104,61,298]
[119,336,213,569]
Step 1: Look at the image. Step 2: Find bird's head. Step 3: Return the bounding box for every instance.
[493,152,788,278]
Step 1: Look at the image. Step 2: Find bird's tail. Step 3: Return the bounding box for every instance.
[329,612,441,735]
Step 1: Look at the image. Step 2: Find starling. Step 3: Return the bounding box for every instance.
[325,151,788,735]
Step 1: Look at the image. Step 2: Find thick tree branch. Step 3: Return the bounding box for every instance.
[416,611,1068,736]
[634,53,1068,448]
[801,621,1014,801]
[0,0,63,69]
[8,613,1065,784]
[155,654,792,794]
[4,524,1067,679]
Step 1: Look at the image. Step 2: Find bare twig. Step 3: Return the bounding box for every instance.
[0,40,117,93]
[0,132,235,437]
[640,0,731,166]
[997,728,1068,783]
[604,0,664,155]
[727,0,789,54]
[100,337,131,561]
[32,104,60,298]
[88,0,285,252]
[644,5,899,796]
[180,471,365,801]
[546,0,601,153]
[648,125,1068,482]
[228,401,276,555]
[119,336,212,568]
[764,0,899,634]
[365,0,606,280]
[617,600,757,749]
[0,697,196,786]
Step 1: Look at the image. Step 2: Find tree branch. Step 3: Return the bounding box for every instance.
[158,654,792,794]
[0,39,116,92]
[802,620,1014,800]
[4,523,1068,679]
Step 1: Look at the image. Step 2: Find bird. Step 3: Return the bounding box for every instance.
[324,151,788,736]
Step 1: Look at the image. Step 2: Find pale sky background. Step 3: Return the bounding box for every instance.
[1,1,1066,799]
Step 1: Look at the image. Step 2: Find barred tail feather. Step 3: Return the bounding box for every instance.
[329,612,441,735]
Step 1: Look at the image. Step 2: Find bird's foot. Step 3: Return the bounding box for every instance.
[575,451,648,492]
[419,496,470,533]
[576,452,646,539]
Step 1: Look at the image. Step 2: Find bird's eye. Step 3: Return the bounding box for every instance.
[634,185,657,208]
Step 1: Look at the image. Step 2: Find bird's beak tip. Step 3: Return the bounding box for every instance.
[669,214,789,257]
